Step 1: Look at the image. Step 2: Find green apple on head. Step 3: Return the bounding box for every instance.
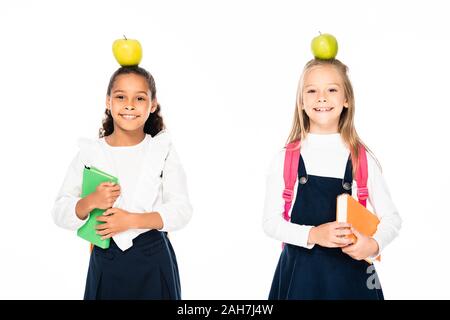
[112,35,143,67]
[311,32,338,60]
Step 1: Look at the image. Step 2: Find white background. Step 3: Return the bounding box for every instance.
[1,0,449,299]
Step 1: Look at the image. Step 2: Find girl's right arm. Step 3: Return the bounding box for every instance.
[52,152,121,230]
[262,150,316,248]
[52,152,89,230]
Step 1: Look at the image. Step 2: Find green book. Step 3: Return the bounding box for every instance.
[77,166,119,249]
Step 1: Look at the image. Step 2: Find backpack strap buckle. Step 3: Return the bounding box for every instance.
[357,187,369,200]
[282,188,294,202]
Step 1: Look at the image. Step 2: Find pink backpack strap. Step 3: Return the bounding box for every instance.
[355,144,369,207]
[283,140,301,222]
[355,144,381,262]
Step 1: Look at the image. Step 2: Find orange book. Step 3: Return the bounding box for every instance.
[336,193,381,263]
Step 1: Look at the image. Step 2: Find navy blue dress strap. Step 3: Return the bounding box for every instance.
[298,155,308,185]
[342,156,353,191]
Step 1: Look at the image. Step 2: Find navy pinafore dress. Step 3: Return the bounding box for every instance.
[269,154,384,300]
[84,229,181,300]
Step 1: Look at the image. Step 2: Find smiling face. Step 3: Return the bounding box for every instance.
[106,73,157,134]
[301,64,348,133]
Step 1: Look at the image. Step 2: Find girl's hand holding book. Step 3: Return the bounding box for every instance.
[341,227,379,261]
[75,181,121,221]
[95,208,135,240]
[90,182,121,210]
[308,222,354,248]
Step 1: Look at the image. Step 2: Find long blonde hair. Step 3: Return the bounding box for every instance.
[287,58,379,174]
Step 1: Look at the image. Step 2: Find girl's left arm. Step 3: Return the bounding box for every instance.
[150,143,193,232]
[366,154,403,259]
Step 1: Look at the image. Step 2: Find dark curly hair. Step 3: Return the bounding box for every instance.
[99,66,165,138]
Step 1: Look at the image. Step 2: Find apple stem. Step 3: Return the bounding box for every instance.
[123,35,127,40]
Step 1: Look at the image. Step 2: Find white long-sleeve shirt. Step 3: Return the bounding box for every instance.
[52,130,193,251]
[262,133,402,259]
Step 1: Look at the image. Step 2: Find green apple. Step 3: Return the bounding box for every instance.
[311,33,338,60]
[112,36,143,66]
